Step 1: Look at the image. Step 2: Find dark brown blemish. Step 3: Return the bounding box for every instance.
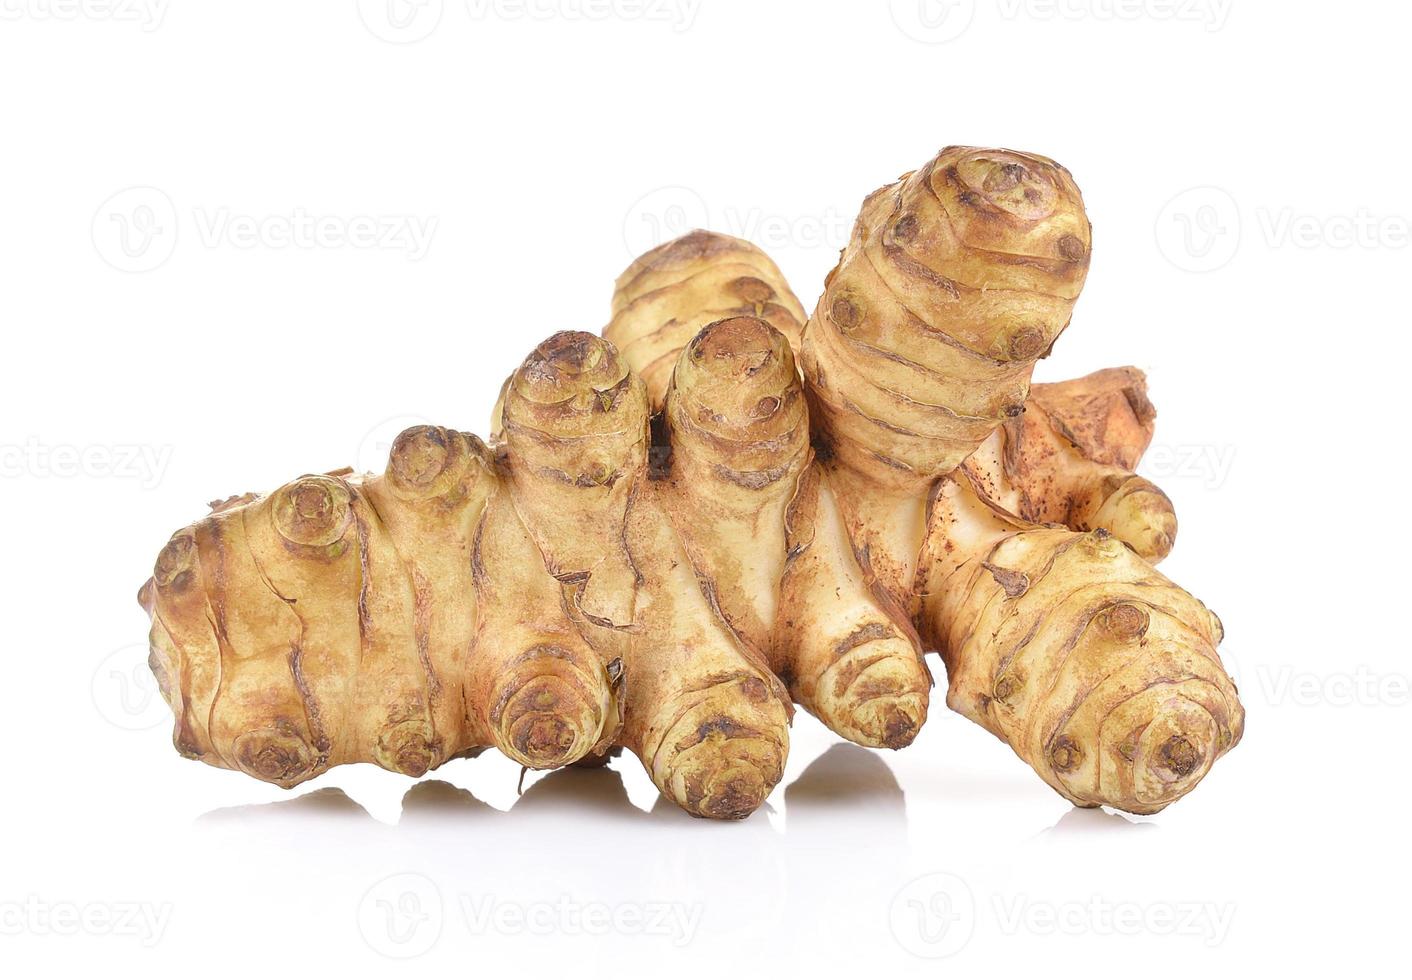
[154,534,196,589]
[983,162,1027,193]
[739,677,768,703]
[751,396,781,420]
[390,426,450,488]
[1057,233,1088,262]
[1098,602,1150,642]
[1158,736,1202,778]
[677,715,756,753]
[982,562,1030,598]
[834,622,893,657]
[730,276,775,306]
[881,708,917,749]
[1009,325,1047,361]
[831,295,860,330]
[993,674,1019,703]
[1122,384,1157,426]
[1050,734,1082,773]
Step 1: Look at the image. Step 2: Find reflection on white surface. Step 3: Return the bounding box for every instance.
[3,671,1403,976]
[191,745,913,968]
[1031,807,1155,840]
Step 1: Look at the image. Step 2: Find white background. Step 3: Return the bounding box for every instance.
[1,1,1405,975]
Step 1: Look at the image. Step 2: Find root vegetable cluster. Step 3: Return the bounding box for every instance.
[139,146,1244,819]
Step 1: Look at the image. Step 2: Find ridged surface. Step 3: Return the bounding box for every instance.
[138,148,1243,818]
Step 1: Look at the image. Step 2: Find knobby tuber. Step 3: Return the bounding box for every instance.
[138,146,1244,819]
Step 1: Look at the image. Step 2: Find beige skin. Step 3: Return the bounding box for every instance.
[621,251,933,752]
[139,146,1244,817]
[801,146,1092,605]
[141,426,618,786]
[986,367,1178,563]
[916,369,1242,813]
[607,230,805,411]
[497,330,792,819]
[619,483,792,819]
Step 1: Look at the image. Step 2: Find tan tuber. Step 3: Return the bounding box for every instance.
[138,146,1243,818]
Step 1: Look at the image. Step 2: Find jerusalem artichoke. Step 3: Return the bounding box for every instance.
[138,145,1243,818]
[800,146,1092,603]
[913,369,1240,812]
[140,426,619,784]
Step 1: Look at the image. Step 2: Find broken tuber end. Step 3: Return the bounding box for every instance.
[673,316,800,433]
[386,425,486,502]
[814,641,932,750]
[1091,476,1178,563]
[666,741,785,821]
[231,727,318,789]
[374,720,437,778]
[848,692,928,751]
[271,475,353,549]
[651,677,790,820]
[488,647,612,770]
[513,331,633,411]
